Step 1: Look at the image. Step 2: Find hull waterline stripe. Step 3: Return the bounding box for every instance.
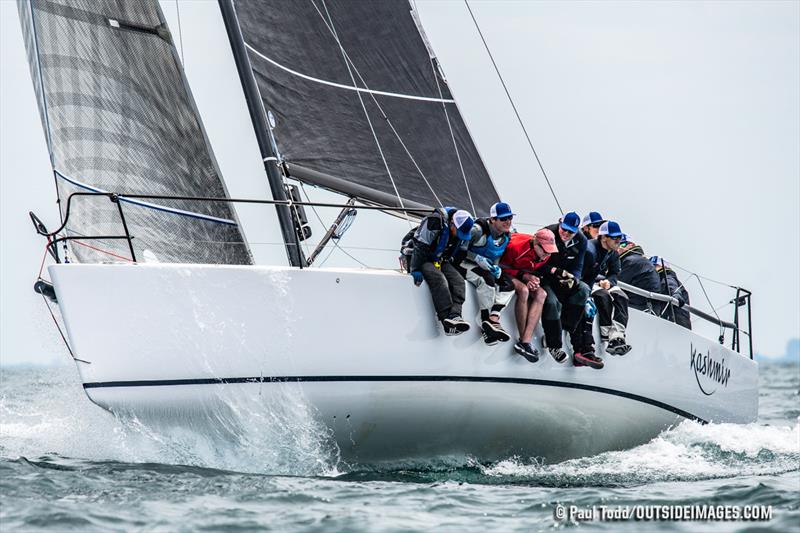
[82,375,707,424]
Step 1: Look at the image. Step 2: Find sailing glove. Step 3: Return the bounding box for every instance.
[411,271,424,286]
[489,264,502,279]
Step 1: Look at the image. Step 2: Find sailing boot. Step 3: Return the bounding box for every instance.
[480,321,500,345]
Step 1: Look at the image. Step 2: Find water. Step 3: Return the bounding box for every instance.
[1,363,797,532]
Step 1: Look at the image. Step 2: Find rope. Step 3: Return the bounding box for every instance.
[71,239,134,262]
[412,0,475,215]
[310,0,445,211]
[463,0,563,216]
[39,294,77,360]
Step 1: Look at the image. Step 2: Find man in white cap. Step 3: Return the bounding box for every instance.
[580,211,606,240]
[579,220,631,360]
[458,202,516,345]
[406,207,475,335]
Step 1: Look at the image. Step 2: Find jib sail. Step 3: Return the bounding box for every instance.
[18,0,252,265]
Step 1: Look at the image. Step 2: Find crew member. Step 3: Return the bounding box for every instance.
[618,238,662,312]
[459,202,515,345]
[651,256,692,330]
[540,212,590,363]
[580,211,606,240]
[405,207,474,335]
[501,228,558,362]
[580,221,631,360]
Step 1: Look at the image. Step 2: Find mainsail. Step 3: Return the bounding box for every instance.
[18,0,252,265]
[230,0,499,214]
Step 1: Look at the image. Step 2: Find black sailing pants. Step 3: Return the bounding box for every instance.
[420,261,466,321]
[541,280,590,350]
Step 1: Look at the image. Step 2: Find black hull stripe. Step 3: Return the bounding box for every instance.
[82,375,707,424]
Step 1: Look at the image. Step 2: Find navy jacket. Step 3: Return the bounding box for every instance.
[619,251,662,310]
[582,238,620,286]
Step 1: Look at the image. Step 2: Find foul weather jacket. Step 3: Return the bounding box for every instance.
[544,223,586,280]
[581,238,621,286]
[500,232,551,280]
[408,208,468,273]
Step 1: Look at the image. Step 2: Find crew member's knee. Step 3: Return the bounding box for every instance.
[533,287,547,304]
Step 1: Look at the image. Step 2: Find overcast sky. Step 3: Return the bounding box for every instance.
[1,0,798,365]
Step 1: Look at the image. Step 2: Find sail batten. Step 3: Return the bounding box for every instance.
[233,0,499,214]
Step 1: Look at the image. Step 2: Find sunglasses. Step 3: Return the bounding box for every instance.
[590,222,604,228]
[496,215,513,222]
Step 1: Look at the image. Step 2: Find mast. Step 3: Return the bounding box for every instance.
[218,0,304,267]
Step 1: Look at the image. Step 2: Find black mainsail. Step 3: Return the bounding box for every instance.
[18,0,252,265]
[229,0,499,215]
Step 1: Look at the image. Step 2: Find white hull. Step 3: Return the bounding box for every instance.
[50,263,758,463]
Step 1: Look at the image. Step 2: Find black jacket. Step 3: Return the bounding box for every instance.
[619,251,662,310]
[544,223,587,280]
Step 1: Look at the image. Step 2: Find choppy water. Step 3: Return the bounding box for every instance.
[1,363,798,532]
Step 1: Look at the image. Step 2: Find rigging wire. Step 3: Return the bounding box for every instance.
[411,0,475,216]
[315,0,410,228]
[298,182,372,268]
[175,0,185,63]
[463,0,563,216]
[310,0,445,212]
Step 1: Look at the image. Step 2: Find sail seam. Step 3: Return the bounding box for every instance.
[244,42,455,104]
[310,0,444,209]
[54,170,237,226]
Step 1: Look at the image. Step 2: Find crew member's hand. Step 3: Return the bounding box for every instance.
[489,264,502,279]
[599,279,611,290]
[411,271,424,286]
[525,274,540,290]
[559,277,576,290]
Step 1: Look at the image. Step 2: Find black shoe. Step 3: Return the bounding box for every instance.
[514,341,539,363]
[481,321,500,345]
[607,338,631,356]
[574,351,604,369]
[483,320,511,343]
[548,347,567,363]
[442,315,470,336]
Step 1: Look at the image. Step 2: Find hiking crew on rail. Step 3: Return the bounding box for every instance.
[402,206,689,366]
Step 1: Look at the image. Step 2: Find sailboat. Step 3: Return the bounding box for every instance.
[19,0,757,463]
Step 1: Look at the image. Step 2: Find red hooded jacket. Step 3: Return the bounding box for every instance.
[501,232,551,281]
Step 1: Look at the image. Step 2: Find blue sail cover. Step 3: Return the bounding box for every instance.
[18,0,252,264]
[233,0,499,214]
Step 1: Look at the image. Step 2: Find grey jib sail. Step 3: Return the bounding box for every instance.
[233,0,499,214]
[18,0,252,265]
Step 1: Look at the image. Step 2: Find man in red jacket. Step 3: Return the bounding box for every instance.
[501,228,558,362]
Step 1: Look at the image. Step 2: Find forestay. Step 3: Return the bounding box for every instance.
[232,0,499,214]
[18,0,252,265]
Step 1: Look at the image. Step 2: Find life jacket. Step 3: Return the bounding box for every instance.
[469,218,509,263]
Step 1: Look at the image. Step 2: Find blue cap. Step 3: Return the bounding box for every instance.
[489,202,514,219]
[560,212,580,233]
[599,220,623,238]
[581,211,606,227]
[452,209,474,240]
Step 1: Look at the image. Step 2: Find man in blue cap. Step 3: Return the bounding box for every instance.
[405,207,475,335]
[580,211,606,241]
[540,212,590,362]
[578,221,631,361]
[458,202,516,345]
